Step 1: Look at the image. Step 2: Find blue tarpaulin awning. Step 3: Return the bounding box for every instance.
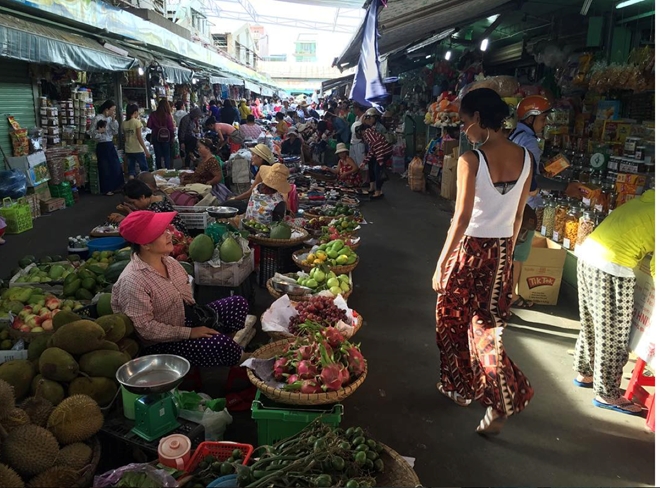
[0,13,137,72]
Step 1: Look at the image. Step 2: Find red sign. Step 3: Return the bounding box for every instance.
[526,276,556,289]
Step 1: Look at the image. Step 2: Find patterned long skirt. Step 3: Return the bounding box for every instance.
[436,236,534,416]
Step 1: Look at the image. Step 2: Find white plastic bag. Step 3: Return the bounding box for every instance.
[177,392,233,441]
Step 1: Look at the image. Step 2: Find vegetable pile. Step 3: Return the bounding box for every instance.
[272,329,365,393]
[235,420,384,488]
[288,297,349,333]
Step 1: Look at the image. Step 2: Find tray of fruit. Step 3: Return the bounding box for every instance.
[303,204,361,220]
[241,219,270,235]
[292,244,359,274]
[267,269,353,301]
[303,216,334,236]
[243,221,309,247]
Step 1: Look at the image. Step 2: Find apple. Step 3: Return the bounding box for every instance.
[51,309,60,316]
[19,307,33,319]
[24,314,37,327]
[12,317,24,330]
[31,327,44,333]
[41,319,53,331]
[39,308,51,317]
[19,325,31,333]
[45,297,61,311]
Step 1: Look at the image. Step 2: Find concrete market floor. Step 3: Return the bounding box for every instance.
[0,181,654,487]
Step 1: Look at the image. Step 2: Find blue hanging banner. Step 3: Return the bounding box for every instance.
[349,0,389,110]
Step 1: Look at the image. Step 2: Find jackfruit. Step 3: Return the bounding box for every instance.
[68,377,118,407]
[99,341,119,351]
[21,392,54,428]
[79,350,130,379]
[117,338,140,358]
[116,313,134,337]
[0,379,15,421]
[52,310,81,331]
[47,395,103,444]
[30,376,64,407]
[27,335,50,361]
[95,315,125,343]
[50,320,105,355]
[0,360,35,400]
[2,425,59,477]
[39,348,79,382]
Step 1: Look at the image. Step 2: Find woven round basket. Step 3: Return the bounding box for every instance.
[247,226,310,247]
[246,338,367,405]
[263,312,363,341]
[292,249,359,274]
[378,444,422,487]
[74,436,101,488]
[266,278,353,301]
[346,239,360,251]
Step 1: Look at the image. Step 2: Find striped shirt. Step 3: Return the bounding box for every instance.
[111,254,194,345]
[362,127,392,166]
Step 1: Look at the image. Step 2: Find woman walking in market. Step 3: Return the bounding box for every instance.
[573,189,654,415]
[147,99,175,170]
[122,104,150,177]
[433,88,534,435]
[359,114,392,200]
[91,100,124,196]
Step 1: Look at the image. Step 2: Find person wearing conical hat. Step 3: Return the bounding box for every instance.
[245,162,292,225]
[323,143,361,188]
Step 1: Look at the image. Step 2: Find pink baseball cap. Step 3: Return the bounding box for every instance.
[119,211,177,245]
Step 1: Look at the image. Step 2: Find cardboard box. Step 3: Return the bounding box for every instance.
[518,235,567,305]
[628,255,656,369]
[574,182,602,207]
[440,155,458,201]
[543,153,571,177]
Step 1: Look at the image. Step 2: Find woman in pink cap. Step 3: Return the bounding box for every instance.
[111,211,249,367]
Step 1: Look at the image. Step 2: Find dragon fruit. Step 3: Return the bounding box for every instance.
[320,363,343,391]
[296,345,314,361]
[273,358,291,381]
[322,327,345,348]
[343,345,366,376]
[297,360,318,380]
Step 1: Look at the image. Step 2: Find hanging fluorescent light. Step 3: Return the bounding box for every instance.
[138,67,145,76]
[580,0,593,15]
[615,0,645,7]
[406,29,456,54]
[616,0,645,7]
[425,55,432,59]
[480,38,489,51]
[445,51,452,60]
[487,14,499,23]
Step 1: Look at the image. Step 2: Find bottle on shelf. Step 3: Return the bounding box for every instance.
[576,210,596,247]
[553,198,569,243]
[541,198,557,238]
[563,205,582,250]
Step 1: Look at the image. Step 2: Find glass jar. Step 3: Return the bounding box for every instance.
[563,206,581,250]
[541,199,557,238]
[596,182,613,214]
[576,210,596,247]
[579,166,591,184]
[535,197,547,232]
[595,211,607,226]
[553,199,569,242]
[608,186,618,214]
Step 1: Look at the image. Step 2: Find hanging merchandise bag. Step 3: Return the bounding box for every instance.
[0,170,27,199]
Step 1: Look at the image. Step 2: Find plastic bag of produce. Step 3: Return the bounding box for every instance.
[0,170,27,199]
[175,390,233,441]
[94,463,178,487]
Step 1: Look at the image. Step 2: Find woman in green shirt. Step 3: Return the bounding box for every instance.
[122,104,150,177]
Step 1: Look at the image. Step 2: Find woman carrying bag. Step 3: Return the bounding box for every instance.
[148,100,175,170]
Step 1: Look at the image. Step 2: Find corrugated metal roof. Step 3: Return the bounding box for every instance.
[336,0,515,68]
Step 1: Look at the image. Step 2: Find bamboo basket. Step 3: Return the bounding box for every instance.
[266,278,353,301]
[246,226,309,247]
[264,311,363,341]
[246,338,367,405]
[74,436,101,488]
[378,444,422,487]
[292,249,359,274]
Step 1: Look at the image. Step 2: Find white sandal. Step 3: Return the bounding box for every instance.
[476,407,507,435]
[436,383,472,407]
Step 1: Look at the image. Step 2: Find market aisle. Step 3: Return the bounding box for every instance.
[342,178,654,487]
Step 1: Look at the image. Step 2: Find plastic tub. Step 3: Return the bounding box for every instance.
[67,247,89,260]
[251,390,343,446]
[87,237,127,252]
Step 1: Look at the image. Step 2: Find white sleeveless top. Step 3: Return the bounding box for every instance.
[464,148,531,238]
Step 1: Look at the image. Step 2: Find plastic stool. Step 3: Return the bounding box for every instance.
[624,358,655,432]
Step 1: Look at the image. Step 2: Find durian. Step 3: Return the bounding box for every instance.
[2,425,59,477]
[0,463,24,488]
[27,466,77,488]
[0,408,30,432]
[56,442,92,470]
[47,395,103,445]
[20,395,54,428]
[0,379,15,421]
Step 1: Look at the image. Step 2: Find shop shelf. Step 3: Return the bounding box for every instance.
[251,391,343,446]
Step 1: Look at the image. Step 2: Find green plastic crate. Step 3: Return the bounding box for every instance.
[48,182,72,198]
[251,391,343,446]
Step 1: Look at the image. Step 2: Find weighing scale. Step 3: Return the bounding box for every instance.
[116,354,190,442]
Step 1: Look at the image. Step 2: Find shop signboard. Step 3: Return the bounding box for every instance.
[628,255,656,370]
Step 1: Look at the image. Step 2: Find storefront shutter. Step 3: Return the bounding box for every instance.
[0,60,36,164]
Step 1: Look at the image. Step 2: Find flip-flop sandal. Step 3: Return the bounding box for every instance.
[512,297,534,308]
[370,193,384,200]
[573,378,594,388]
[592,398,642,415]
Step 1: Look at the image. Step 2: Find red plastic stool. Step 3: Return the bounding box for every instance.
[624,358,655,432]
